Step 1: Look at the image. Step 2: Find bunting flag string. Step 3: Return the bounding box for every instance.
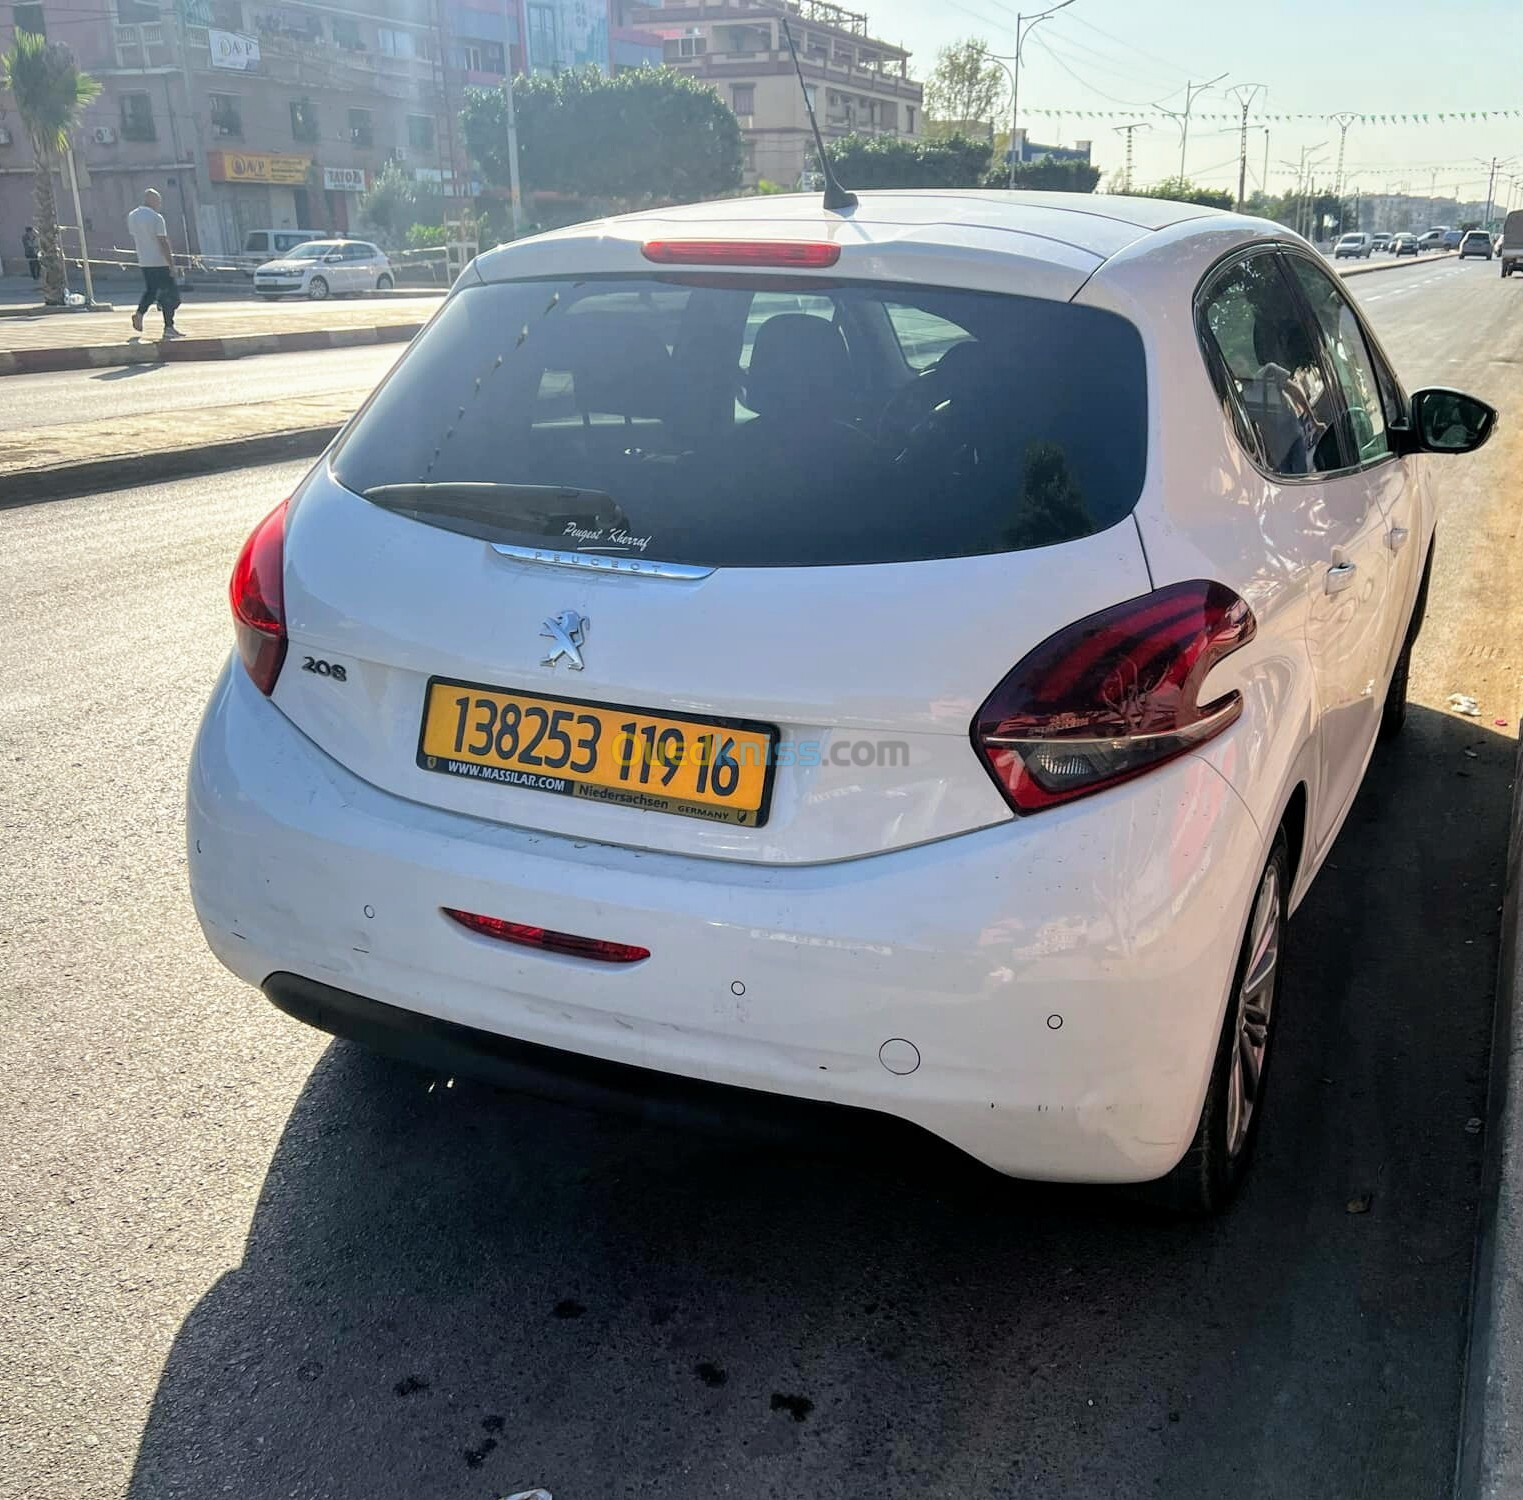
[1024,107,1522,125]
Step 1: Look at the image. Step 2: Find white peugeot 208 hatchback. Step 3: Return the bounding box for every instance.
[188,191,1494,1214]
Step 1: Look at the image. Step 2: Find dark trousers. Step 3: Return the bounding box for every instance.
[136,265,180,324]
[26,255,40,279]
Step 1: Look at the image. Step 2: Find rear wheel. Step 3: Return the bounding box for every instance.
[307,276,330,301]
[376,273,394,291]
[1147,834,1288,1216]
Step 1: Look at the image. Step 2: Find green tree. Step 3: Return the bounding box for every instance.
[462,67,742,211]
[357,160,441,246]
[827,132,992,189]
[1,30,99,305]
[1139,176,1234,210]
[924,38,1007,136]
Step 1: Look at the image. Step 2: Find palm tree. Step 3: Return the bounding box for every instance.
[1,30,100,305]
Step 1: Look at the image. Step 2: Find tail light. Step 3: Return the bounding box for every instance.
[972,580,1256,814]
[641,240,841,268]
[229,500,288,696]
[444,908,650,964]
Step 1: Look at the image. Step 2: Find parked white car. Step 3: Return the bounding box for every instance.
[252,239,393,300]
[190,191,1495,1214]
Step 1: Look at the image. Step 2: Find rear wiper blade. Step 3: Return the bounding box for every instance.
[361,482,627,535]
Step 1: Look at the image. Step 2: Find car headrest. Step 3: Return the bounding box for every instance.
[533,313,674,422]
[745,314,854,422]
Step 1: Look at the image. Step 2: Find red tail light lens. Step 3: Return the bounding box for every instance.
[973,580,1256,814]
[229,500,288,696]
[641,239,841,268]
[444,908,650,964]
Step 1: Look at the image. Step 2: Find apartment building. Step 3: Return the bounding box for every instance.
[0,0,661,258]
[634,0,921,187]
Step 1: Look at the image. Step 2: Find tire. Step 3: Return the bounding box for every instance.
[376,273,394,291]
[307,276,330,301]
[1147,833,1289,1217]
[1504,264,1513,278]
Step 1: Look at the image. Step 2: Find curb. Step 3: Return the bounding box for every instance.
[1339,251,1453,277]
[0,423,338,508]
[1456,733,1523,1499]
[0,321,424,379]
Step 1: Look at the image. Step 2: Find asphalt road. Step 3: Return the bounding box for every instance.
[0,344,404,434]
[3,252,1521,1500]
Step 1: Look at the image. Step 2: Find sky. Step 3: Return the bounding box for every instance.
[861,0,1523,206]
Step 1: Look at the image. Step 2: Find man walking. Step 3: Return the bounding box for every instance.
[127,188,182,339]
[21,226,40,281]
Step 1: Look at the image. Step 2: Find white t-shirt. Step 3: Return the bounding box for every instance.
[127,205,169,267]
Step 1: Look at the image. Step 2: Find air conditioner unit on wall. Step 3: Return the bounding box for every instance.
[92,126,118,145]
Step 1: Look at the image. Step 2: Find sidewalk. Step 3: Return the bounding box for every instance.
[0,290,441,377]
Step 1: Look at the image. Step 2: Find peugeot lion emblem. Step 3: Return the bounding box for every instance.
[540,610,588,671]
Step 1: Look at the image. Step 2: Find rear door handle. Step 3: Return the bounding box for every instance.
[1387,526,1410,552]
[1325,560,1358,595]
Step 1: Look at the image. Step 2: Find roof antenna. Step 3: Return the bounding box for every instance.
[780,16,857,213]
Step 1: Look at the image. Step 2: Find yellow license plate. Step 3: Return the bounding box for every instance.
[417,676,777,826]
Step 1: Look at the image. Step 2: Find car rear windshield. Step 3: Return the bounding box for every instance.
[331,274,1148,568]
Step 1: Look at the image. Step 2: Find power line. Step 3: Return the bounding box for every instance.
[1028,33,1161,109]
[1067,11,1209,82]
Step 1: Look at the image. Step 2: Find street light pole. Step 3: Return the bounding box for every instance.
[1006,0,1076,189]
[1479,155,1516,231]
[1176,72,1227,180]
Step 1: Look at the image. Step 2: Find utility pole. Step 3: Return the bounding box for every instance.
[1479,155,1516,231]
[170,0,211,252]
[1225,83,1264,210]
[499,0,523,237]
[1111,120,1151,193]
[1330,111,1357,235]
[1330,111,1357,200]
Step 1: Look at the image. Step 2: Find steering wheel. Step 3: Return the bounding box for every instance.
[879,363,985,473]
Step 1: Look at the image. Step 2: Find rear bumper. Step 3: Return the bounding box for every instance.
[188,661,1269,1183]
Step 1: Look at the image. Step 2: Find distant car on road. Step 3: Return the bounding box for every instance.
[1390,233,1420,256]
[1500,210,1523,277]
[1442,229,1465,249]
[1417,229,1448,250]
[1459,230,1494,260]
[1371,232,1392,250]
[253,239,394,301]
[190,190,1497,1216]
[1334,232,1373,259]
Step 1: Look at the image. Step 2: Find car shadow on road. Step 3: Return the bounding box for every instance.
[92,362,164,381]
[126,703,1513,1500]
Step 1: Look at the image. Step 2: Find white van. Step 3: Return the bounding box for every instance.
[1500,210,1523,277]
[232,228,324,273]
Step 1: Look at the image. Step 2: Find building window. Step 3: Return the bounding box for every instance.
[289,98,318,142]
[526,2,556,67]
[14,2,45,35]
[461,39,504,73]
[878,100,897,131]
[730,83,754,116]
[208,0,240,27]
[906,104,916,134]
[330,15,361,49]
[377,27,409,57]
[119,92,156,141]
[348,107,373,147]
[209,92,241,138]
[407,114,435,152]
[666,34,705,59]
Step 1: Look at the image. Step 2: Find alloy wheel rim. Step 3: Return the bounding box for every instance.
[1225,868,1280,1160]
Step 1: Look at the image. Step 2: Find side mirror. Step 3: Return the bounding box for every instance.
[1406,387,1497,455]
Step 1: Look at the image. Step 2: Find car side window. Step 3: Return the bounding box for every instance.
[1284,255,1391,465]
[1197,252,1344,478]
